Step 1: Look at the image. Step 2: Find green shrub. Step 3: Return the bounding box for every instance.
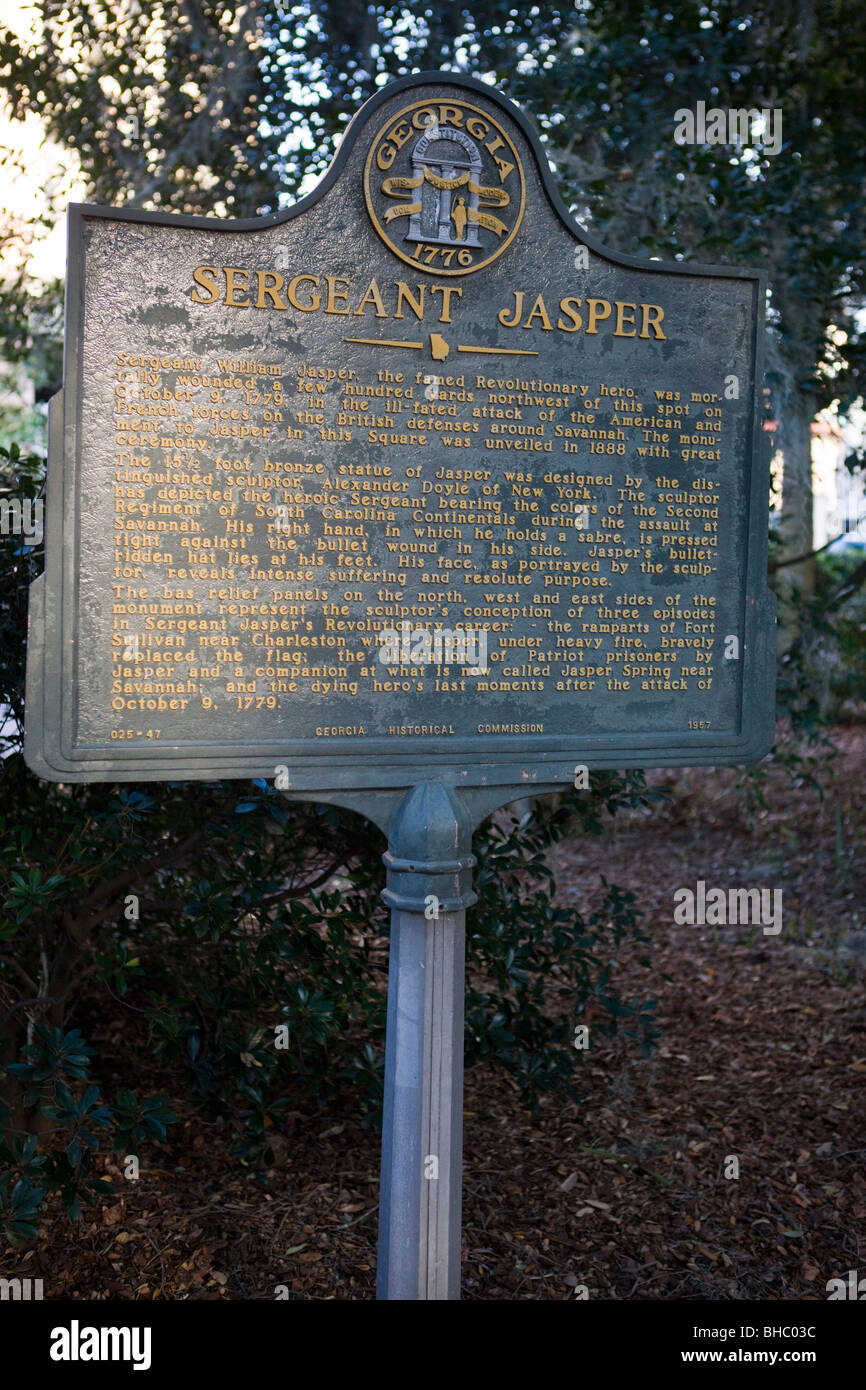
[1,445,659,1235]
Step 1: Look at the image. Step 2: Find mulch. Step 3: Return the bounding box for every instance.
[12,728,866,1299]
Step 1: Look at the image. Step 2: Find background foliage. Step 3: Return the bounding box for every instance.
[1,445,659,1243]
[0,1,862,1245]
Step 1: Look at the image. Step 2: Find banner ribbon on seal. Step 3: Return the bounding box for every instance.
[381,167,510,236]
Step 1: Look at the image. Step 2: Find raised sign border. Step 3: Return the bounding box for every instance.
[25,69,776,790]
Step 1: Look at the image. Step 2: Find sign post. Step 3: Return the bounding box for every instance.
[378,781,475,1299]
[24,70,775,1300]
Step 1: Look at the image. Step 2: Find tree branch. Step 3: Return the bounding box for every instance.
[0,953,39,994]
[769,531,847,571]
[258,859,345,912]
[829,556,866,608]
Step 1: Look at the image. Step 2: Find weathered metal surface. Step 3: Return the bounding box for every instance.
[25,71,775,794]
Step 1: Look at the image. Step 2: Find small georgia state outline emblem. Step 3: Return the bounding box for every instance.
[363,99,526,276]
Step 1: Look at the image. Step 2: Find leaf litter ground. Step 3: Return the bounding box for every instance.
[17,731,865,1299]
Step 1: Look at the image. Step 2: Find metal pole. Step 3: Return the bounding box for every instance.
[377,781,477,1300]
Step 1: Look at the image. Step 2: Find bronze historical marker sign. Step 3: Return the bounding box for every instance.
[25,72,775,792]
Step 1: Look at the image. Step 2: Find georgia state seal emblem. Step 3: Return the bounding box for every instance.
[364,100,525,276]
